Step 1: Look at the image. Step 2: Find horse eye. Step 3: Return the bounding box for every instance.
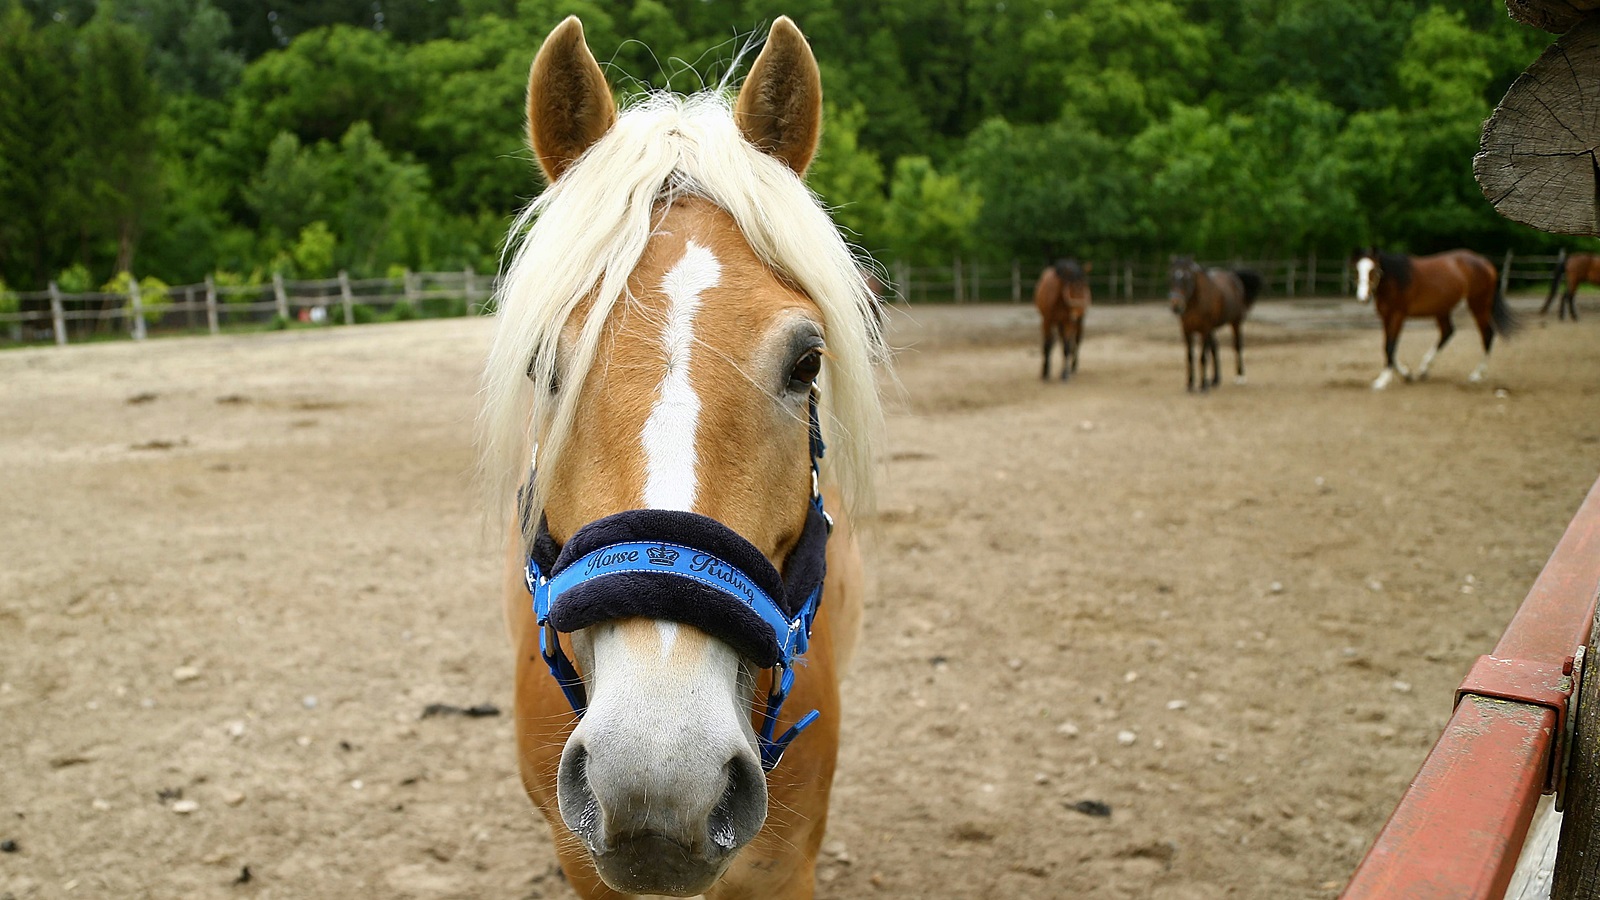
[526,356,560,395]
[788,349,822,393]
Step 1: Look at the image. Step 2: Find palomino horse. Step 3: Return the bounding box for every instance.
[1166,256,1261,392]
[479,17,884,899]
[1034,259,1091,380]
[1352,248,1517,390]
[1543,248,1596,321]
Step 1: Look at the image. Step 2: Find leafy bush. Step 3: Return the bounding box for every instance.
[418,295,466,318]
[389,300,416,321]
[104,271,172,325]
[351,303,378,324]
[56,264,93,293]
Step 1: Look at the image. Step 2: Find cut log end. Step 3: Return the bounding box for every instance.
[1506,0,1595,34]
[1477,17,1600,235]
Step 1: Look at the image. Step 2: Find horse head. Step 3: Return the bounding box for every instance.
[481,16,883,896]
[1167,255,1199,315]
[1352,247,1382,303]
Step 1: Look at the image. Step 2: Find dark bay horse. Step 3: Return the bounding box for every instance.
[1034,259,1091,380]
[1543,249,1597,321]
[1167,256,1261,392]
[1352,248,1517,390]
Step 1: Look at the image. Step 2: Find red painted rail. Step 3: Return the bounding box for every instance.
[1342,475,1600,899]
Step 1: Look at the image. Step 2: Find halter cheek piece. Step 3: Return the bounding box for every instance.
[523,393,832,771]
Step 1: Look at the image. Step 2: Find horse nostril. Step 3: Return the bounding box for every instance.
[707,752,767,855]
[557,742,604,850]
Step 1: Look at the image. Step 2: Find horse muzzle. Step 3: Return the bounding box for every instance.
[558,726,768,895]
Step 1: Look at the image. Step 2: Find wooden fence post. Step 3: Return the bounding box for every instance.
[464,267,477,315]
[339,270,355,326]
[1125,264,1134,301]
[272,271,289,321]
[204,276,219,334]
[404,268,418,308]
[1502,249,1515,294]
[952,257,964,303]
[894,260,910,302]
[1011,259,1021,303]
[49,281,66,346]
[1286,260,1296,299]
[128,276,147,341]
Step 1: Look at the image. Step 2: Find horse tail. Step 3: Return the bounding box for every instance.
[1545,248,1568,310]
[1492,273,1521,337]
[1234,269,1263,306]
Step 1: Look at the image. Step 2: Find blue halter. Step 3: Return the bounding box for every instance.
[523,393,831,771]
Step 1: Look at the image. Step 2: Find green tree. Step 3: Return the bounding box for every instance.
[806,102,886,253]
[960,115,1136,261]
[0,7,79,287]
[880,155,979,267]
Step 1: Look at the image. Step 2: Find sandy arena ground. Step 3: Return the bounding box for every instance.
[3,296,1600,899]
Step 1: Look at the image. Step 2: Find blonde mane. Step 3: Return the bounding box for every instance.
[478,90,886,536]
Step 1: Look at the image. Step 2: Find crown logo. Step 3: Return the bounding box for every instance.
[647,545,679,566]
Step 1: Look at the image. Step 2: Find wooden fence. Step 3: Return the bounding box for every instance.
[0,253,1573,347]
[0,269,499,347]
[888,252,1568,304]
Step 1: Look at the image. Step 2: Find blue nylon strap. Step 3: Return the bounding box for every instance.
[540,541,804,664]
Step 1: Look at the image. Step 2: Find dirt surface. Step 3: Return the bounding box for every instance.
[3,296,1599,899]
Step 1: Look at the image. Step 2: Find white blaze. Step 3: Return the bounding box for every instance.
[1356,258,1375,303]
[640,241,721,511]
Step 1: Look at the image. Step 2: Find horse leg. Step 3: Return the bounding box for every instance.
[1071,318,1082,373]
[1469,303,1495,383]
[1040,321,1053,380]
[1415,314,1454,381]
[1567,288,1579,322]
[1232,322,1245,385]
[1207,331,1221,388]
[1372,320,1402,390]
[1058,322,1073,382]
[1184,331,1196,392]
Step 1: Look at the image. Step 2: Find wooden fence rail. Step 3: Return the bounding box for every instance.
[1,268,502,347]
[0,254,1574,347]
[889,253,1568,305]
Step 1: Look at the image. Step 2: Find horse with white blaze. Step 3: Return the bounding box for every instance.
[478,15,886,900]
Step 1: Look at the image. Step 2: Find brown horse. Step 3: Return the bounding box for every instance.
[1543,249,1597,321]
[480,17,885,899]
[1352,248,1517,390]
[1034,258,1091,380]
[1166,256,1261,392]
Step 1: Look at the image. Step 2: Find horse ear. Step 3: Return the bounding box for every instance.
[735,17,823,175]
[1082,262,1093,274]
[527,16,617,183]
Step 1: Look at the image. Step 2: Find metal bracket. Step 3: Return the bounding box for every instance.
[1557,643,1586,809]
[1455,653,1577,796]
